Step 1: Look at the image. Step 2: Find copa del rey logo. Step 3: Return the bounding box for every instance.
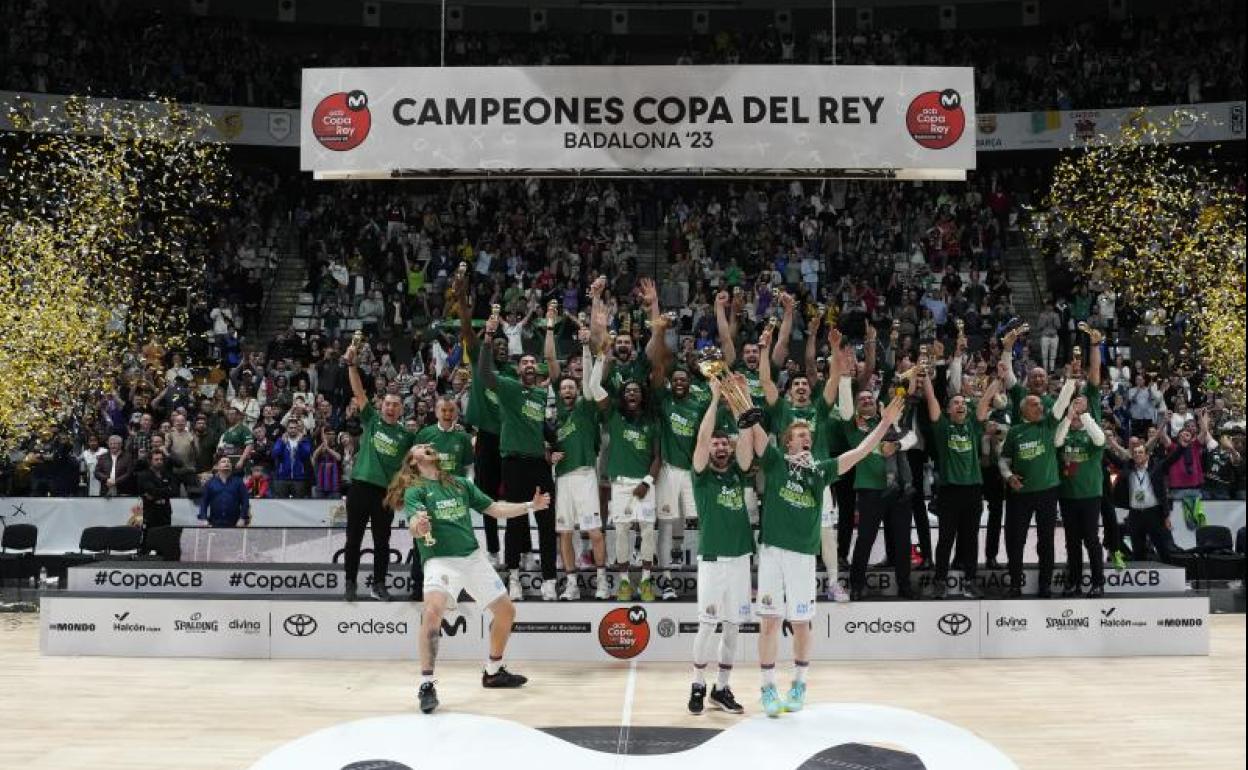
[905,89,966,150]
[311,90,372,151]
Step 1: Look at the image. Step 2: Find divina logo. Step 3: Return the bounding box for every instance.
[174,612,219,633]
[844,618,916,635]
[994,616,1028,632]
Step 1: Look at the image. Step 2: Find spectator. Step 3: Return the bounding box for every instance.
[94,435,133,497]
[79,434,105,497]
[199,457,252,527]
[135,449,177,548]
[270,419,313,498]
[311,426,344,498]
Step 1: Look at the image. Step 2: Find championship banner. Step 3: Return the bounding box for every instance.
[0,90,298,146]
[975,100,1245,151]
[299,66,977,178]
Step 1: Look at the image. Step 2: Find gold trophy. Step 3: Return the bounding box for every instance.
[416,514,436,547]
[456,261,469,278]
[546,299,560,329]
[1072,345,1083,371]
[955,317,966,342]
[490,303,501,323]
[697,347,762,428]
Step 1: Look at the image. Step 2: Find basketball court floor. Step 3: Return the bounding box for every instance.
[1,612,1243,769]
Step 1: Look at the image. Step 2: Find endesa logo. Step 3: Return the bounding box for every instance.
[905,89,966,150]
[598,606,651,660]
[311,90,372,151]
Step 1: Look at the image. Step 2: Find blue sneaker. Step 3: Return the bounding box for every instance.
[784,681,807,712]
[761,685,785,718]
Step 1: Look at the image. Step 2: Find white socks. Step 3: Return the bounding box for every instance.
[485,656,503,675]
[794,661,809,684]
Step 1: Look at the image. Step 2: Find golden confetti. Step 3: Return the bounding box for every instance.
[0,97,230,447]
[1028,110,1246,407]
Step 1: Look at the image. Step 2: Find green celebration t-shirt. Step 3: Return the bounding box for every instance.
[604,407,656,480]
[403,477,494,561]
[931,414,984,486]
[692,464,754,559]
[837,416,886,490]
[464,354,516,434]
[1058,425,1105,500]
[554,398,599,476]
[494,374,548,459]
[768,398,833,462]
[759,443,838,555]
[351,402,416,488]
[606,355,651,396]
[1003,415,1060,493]
[657,389,707,471]
[413,424,474,476]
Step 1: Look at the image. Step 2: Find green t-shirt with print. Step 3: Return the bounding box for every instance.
[1003,416,1060,493]
[1058,425,1104,500]
[759,443,838,556]
[604,407,656,480]
[692,464,754,559]
[931,414,984,487]
[494,374,548,459]
[657,389,707,471]
[403,477,493,560]
[351,402,416,488]
[413,425,474,476]
[554,398,599,476]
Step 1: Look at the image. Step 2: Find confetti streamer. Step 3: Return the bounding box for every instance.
[0,97,230,448]
[1028,109,1246,407]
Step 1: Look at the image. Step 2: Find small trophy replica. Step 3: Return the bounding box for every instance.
[697,347,762,429]
[490,303,502,323]
[546,299,560,329]
[456,261,469,279]
[955,317,966,343]
[416,513,436,547]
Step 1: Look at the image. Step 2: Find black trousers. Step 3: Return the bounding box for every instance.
[833,475,856,561]
[1060,497,1104,589]
[1127,505,1173,562]
[501,455,558,579]
[983,470,1005,561]
[851,489,911,593]
[1099,492,1123,555]
[935,484,983,580]
[905,449,933,561]
[474,430,503,555]
[1005,488,1059,592]
[343,481,398,585]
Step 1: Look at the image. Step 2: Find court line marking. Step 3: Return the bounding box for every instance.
[616,660,638,763]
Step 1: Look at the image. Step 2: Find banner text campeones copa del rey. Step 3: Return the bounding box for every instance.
[391,94,886,148]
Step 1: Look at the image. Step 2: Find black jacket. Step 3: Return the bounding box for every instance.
[137,466,177,527]
[1108,450,1179,512]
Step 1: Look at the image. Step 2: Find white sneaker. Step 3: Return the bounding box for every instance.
[560,581,581,601]
[509,577,524,601]
[540,581,558,601]
[594,582,610,600]
[830,582,850,603]
[660,577,678,601]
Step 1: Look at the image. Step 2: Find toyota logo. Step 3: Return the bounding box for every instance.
[937,613,972,636]
[284,614,318,637]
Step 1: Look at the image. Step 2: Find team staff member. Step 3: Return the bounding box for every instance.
[1055,393,1109,597]
[922,365,1000,599]
[552,341,609,601]
[750,394,903,718]
[999,379,1076,598]
[759,324,852,602]
[387,445,547,714]
[342,339,417,602]
[686,376,755,716]
[480,316,559,602]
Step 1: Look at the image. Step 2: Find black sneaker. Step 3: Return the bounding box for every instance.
[418,682,439,714]
[688,683,706,714]
[370,583,392,602]
[482,666,528,688]
[344,580,358,602]
[985,557,1002,570]
[709,685,745,714]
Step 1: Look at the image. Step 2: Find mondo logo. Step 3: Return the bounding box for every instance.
[598,606,651,659]
[312,90,372,151]
[284,614,318,637]
[937,612,972,636]
[905,89,966,150]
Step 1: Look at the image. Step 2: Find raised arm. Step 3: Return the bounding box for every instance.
[771,292,795,365]
[857,322,877,392]
[544,303,561,383]
[691,381,722,473]
[1086,326,1104,388]
[758,325,779,406]
[1000,327,1021,389]
[818,326,848,409]
[477,318,499,389]
[484,489,552,520]
[804,311,822,383]
[579,339,594,398]
[1082,412,1106,446]
[1055,413,1072,448]
[837,395,904,476]
[1052,377,1077,419]
[835,343,855,420]
[588,354,610,408]
[976,377,1001,423]
[923,369,942,423]
[344,343,368,410]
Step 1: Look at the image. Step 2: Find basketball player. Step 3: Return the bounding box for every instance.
[341,340,416,602]
[1055,393,1108,597]
[687,374,756,716]
[552,338,609,601]
[387,445,548,714]
[653,356,706,602]
[759,324,853,602]
[596,377,661,602]
[749,394,904,717]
